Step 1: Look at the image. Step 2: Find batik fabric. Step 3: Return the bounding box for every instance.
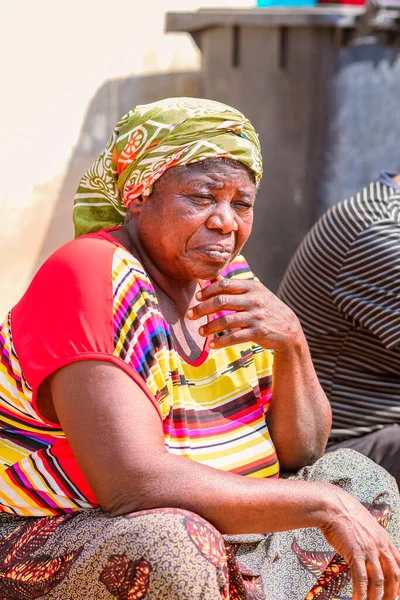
[0,450,398,599]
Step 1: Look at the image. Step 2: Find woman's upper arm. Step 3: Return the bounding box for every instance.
[49,360,166,514]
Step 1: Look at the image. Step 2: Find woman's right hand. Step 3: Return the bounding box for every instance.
[320,487,400,600]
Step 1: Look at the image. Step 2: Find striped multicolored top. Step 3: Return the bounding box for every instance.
[0,228,278,516]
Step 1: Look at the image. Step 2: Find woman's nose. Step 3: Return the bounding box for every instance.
[206,204,238,233]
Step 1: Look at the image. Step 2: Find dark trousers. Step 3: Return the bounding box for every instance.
[327,424,400,489]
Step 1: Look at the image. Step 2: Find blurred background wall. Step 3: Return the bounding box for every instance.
[2,1,399,318]
[0,0,253,319]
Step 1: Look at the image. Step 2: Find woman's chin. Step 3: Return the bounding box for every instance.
[166,252,234,282]
[188,250,233,278]
[188,263,228,283]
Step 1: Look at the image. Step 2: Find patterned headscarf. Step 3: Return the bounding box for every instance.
[73,97,262,237]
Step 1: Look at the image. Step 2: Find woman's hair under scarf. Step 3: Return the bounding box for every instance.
[73,97,263,237]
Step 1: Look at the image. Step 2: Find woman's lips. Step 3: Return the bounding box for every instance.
[196,245,233,261]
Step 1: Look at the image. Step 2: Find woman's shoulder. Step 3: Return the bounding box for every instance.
[10,232,133,343]
[15,230,144,310]
[41,230,126,275]
[8,232,149,397]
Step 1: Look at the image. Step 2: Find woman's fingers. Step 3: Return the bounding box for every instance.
[348,547,400,600]
[198,313,251,337]
[189,278,303,352]
[187,295,246,320]
[189,279,260,318]
[198,278,251,300]
[349,546,400,600]
[350,558,369,600]
[380,552,400,600]
[189,280,268,320]
[349,551,400,600]
[349,552,400,600]
[209,328,254,349]
[365,556,385,600]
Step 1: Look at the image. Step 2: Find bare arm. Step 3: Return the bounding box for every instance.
[50,362,400,600]
[49,360,400,600]
[49,360,330,531]
[267,331,332,472]
[188,278,332,470]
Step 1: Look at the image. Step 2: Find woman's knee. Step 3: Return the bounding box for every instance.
[99,508,228,598]
[106,507,221,542]
[100,507,227,571]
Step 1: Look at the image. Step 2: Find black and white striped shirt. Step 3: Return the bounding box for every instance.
[278,178,400,442]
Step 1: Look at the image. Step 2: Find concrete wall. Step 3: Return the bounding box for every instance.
[0,0,253,319]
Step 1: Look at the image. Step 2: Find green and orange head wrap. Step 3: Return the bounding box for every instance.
[73,97,262,237]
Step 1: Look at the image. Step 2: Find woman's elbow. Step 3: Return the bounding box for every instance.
[98,479,166,517]
[279,438,328,473]
[100,490,144,517]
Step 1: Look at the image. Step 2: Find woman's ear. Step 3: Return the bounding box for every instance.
[129,196,145,215]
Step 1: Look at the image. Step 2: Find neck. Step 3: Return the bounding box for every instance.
[393,174,400,187]
[119,224,199,317]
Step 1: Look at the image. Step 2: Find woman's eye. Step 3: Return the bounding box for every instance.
[191,195,213,202]
[234,202,253,211]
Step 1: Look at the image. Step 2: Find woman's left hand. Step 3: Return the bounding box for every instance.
[187,277,304,352]
[188,276,332,468]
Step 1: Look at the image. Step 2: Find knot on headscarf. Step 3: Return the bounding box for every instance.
[73,97,262,237]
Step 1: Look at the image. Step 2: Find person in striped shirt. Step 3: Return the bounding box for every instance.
[279,172,400,487]
[0,100,399,600]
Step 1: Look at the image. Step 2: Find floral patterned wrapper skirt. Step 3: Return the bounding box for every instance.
[0,449,398,600]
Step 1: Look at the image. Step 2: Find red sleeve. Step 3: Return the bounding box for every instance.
[11,235,159,421]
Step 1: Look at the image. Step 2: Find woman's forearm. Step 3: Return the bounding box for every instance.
[50,359,333,533]
[267,336,332,471]
[105,448,337,535]
[50,360,400,598]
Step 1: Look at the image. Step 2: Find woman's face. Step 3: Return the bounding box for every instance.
[131,161,257,282]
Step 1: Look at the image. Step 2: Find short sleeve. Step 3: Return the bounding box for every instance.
[11,236,157,411]
[331,222,400,349]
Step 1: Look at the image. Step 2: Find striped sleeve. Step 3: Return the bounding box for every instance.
[221,254,259,281]
[331,221,400,349]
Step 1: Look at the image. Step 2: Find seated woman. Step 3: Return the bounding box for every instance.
[0,97,399,600]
